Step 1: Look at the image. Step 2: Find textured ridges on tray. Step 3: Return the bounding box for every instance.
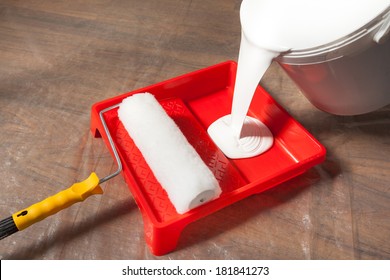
[102,98,246,223]
[162,99,245,194]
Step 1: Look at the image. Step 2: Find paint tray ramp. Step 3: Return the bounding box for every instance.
[90,61,326,256]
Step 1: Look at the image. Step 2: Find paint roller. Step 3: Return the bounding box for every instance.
[0,93,221,239]
[118,93,221,213]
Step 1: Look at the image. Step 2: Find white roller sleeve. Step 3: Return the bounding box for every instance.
[117,93,221,214]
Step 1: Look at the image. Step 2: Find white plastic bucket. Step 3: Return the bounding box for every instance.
[275,7,390,115]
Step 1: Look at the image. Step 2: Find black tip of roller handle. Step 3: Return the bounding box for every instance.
[0,216,19,240]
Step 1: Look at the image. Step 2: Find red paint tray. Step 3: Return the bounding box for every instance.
[90,61,326,256]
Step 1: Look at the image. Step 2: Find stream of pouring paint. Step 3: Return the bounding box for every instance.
[208,0,389,159]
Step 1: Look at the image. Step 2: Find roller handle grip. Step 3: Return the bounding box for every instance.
[0,216,18,240]
[0,172,102,239]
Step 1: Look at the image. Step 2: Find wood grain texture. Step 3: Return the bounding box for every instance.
[0,0,389,260]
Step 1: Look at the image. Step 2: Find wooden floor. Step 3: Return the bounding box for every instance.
[0,0,389,260]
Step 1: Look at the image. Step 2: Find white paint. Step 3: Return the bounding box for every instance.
[208,0,389,159]
[208,115,273,159]
[207,36,277,159]
[230,36,279,140]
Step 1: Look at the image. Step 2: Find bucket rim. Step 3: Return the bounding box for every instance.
[276,6,390,65]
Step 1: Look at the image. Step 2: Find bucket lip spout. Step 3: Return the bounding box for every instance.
[276,6,390,65]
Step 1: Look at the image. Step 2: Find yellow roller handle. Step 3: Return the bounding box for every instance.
[11,172,103,231]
